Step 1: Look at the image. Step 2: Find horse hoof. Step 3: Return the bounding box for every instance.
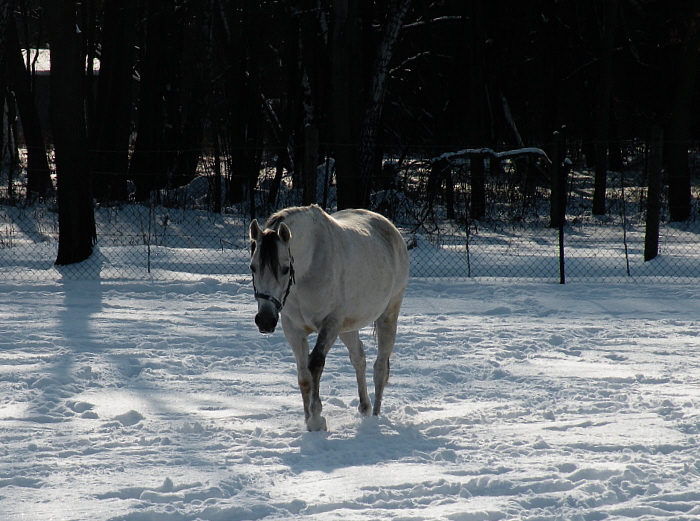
[307,416,327,432]
[358,402,371,417]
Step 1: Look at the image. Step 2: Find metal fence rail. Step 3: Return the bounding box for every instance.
[2,144,700,282]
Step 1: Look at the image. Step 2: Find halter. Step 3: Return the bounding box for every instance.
[253,254,295,313]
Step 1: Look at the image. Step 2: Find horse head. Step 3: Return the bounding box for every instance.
[249,219,295,334]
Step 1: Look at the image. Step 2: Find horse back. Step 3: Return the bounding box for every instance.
[330,209,409,293]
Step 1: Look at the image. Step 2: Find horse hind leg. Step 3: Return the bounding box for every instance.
[372,347,391,417]
[373,293,403,416]
[340,331,371,416]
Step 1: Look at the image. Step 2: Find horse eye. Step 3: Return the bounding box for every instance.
[250,265,257,274]
[281,266,290,275]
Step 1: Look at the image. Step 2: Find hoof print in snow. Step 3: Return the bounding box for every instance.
[67,401,94,414]
[114,410,144,426]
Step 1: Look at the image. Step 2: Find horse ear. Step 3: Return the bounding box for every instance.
[250,219,263,243]
[278,222,292,244]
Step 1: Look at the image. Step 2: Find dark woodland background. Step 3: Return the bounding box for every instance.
[1,0,699,264]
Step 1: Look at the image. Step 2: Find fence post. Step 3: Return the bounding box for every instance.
[549,130,567,283]
[213,127,222,214]
[644,125,663,262]
[550,131,565,228]
[470,154,486,220]
[559,219,565,284]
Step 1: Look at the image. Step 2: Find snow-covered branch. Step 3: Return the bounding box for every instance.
[403,16,465,30]
[430,147,553,168]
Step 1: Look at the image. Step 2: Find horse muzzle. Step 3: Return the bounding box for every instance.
[255,309,278,334]
[254,291,284,333]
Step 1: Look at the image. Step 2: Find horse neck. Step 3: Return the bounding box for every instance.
[285,210,328,277]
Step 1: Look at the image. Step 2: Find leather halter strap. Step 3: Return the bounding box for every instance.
[253,254,295,313]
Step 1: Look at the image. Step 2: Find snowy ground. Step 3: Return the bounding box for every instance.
[2,277,700,521]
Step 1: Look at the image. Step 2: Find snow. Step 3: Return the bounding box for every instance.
[21,49,100,73]
[429,147,552,166]
[2,273,700,520]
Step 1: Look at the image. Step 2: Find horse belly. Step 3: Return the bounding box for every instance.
[338,258,403,330]
[336,225,407,329]
[292,258,398,333]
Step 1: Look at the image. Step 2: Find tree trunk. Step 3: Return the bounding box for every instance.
[82,0,98,137]
[592,0,618,216]
[212,119,222,213]
[91,0,137,201]
[332,0,362,210]
[0,1,7,67]
[244,26,263,221]
[44,0,96,265]
[296,0,327,207]
[0,0,10,191]
[170,0,207,190]
[467,0,487,219]
[302,124,319,205]
[129,1,169,201]
[666,0,700,222]
[91,0,136,201]
[358,0,411,209]
[1,90,18,200]
[3,6,53,197]
[224,2,264,211]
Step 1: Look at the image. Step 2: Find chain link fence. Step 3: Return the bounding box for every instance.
[2,142,700,282]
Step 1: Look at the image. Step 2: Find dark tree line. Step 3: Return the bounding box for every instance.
[1,0,700,264]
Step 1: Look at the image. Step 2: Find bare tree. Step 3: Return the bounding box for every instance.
[44,0,96,265]
[130,1,204,202]
[2,1,53,198]
[331,0,362,210]
[592,0,618,216]
[666,0,700,222]
[358,0,410,208]
[221,0,265,215]
[331,0,411,210]
[91,0,136,202]
[128,0,171,201]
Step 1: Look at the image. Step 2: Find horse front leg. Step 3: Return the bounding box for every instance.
[306,317,341,431]
[281,317,312,423]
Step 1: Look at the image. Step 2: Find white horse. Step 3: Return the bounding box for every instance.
[249,205,409,431]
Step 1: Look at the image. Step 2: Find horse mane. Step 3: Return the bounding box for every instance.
[260,205,327,279]
[258,206,322,280]
[257,230,281,279]
[265,204,324,231]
